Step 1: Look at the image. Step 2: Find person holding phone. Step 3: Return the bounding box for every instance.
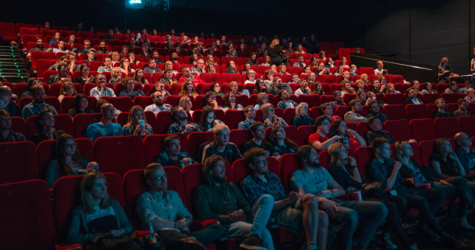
[328,119,366,152]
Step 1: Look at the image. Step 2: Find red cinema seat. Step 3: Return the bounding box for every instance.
[320,95,334,105]
[44,96,61,113]
[232,157,279,186]
[279,153,298,193]
[123,169,151,228]
[156,111,174,134]
[410,119,437,142]
[19,97,34,110]
[53,173,123,244]
[384,94,404,105]
[343,93,356,105]
[319,75,337,84]
[357,122,369,137]
[0,141,39,184]
[25,114,73,141]
[133,96,153,109]
[297,94,321,108]
[225,110,245,129]
[434,117,459,139]
[283,108,296,125]
[458,116,475,138]
[164,95,183,108]
[201,73,222,83]
[319,150,330,169]
[355,147,374,179]
[335,106,349,118]
[144,134,189,164]
[236,94,249,107]
[10,117,27,136]
[73,113,102,138]
[100,96,134,112]
[222,73,243,83]
[229,129,253,149]
[418,140,436,166]
[383,105,406,120]
[0,180,56,250]
[384,120,412,142]
[19,27,39,40]
[94,136,146,177]
[387,75,404,84]
[468,103,475,116]
[187,131,215,161]
[298,125,316,146]
[441,93,461,104]
[359,67,375,76]
[406,104,430,120]
[0,22,18,42]
[310,107,321,119]
[422,93,440,104]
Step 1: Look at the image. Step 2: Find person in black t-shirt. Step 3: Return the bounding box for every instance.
[240,122,277,157]
[433,98,454,118]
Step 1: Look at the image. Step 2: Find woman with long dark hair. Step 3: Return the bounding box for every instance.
[267,38,285,66]
[68,94,92,117]
[268,125,298,157]
[198,106,223,131]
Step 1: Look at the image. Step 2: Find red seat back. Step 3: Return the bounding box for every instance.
[225,110,246,129]
[10,117,27,136]
[143,134,189,164]
[229,129,253,149]
[279,153,298,193]
[383,104,406,120]
[73,113,102,138]
[355,147,374,179]
[187,131,215,160]
[434,117,459,138]
[298,125,316,146]
[101,96,134,112]
[457,116,475,138]
[384,119,412,142]
[410,118,437,142]
[384,93,404,105]
[0,141,39,184]
[406,104,430,120]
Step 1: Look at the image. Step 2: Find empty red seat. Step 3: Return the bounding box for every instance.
[384,94,404,105]
[318,75,336,84]
[225,110,246,129]
[222,73,243,83]
[335,106,349,118]
[457,116,475,138]
[100,96,134,112]
[384,119,412,142]
[422,93,440,104]
[94,135,146,177]
[229,129,253,149]
[382,105,406,120]
[0,141,39,184]
[156,111,175,134]
[188,131,215,160]
[0,22,18,41]
[283,108,296,125]
[410,118,437,142]
[133,96,153,109]
[355,147,374,179]
[434,117,459,139]
[143,134,189,164]
[359,67,375,76]
[387,75,403,84]
[298,125,316,146]
[0,180,56,250]
[441,93,461,104]
[201,73,222,83]
[406,104,430,120]
[297,94,321,109]
[418,140,436,166]
[10,117,27,136]
[279,153,298,193]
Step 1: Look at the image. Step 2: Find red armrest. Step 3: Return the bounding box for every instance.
[201,219,219,227]
[136,230,151,237]
[338,193,354,201]
[55,244,82,250]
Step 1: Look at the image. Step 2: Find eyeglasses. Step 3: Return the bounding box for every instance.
[149,174,167,182]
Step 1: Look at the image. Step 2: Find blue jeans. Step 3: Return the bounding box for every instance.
[436,177,475,217]
[333,201,388,250]
[225,194,275,250]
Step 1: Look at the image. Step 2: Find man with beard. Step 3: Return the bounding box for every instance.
[48,63,71,84]
[202,124,242,163]
[90,73,116,99]
[151,50,164,65]
[193,155,275,250]
[276,89,298,110]
[101,29,116,40]
[290,146,387,250]
[78,39,92,53]
[240,147,330,250]
[22,84,58,120]
[168,106,200,135]
[154,135,195,169]
[238,106,256,130]
[366,100,388,122]
[136,163,224,250]
[240,122,276,156]
[433,98,455,118]
[52,40,69,54]
[170,52,181,64]
[85,103,122,142]
[178,66,205,85]
[96,40,110,54]
[144,59,163,75]
[344,100,367,123]
[27,37,45,58]
[145,91,172,116]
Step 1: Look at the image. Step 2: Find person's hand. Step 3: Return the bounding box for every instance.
[394,161,402,171]
[440,180,453,186]
[86,162,99,171]
[181,157,193,166]
[346,187,356,193]
[289,191,302,203]
[134,125,145,135]
[317,190,333,198]
[272,119,282,127]
[407,178,415,185]
[117,75,121,82]
[229,211,247,222]
[321,198,339,218]
[185,124,196,133]
[347,129,357,136]
[264,118,272,126]
[348,157,357,167]
[87,75,94,83]
[107,229,122,237]
[211,100,218,108]
[408,139,417,144]
[175,218,187,230]
[306,87,312,92]
[331,135,342,142]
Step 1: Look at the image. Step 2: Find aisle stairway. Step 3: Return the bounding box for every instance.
[0,45,28,83]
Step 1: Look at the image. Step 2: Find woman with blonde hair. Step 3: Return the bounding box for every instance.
[261,103,288,128]
[267,38,285,66]
[360,74,370,84]
[438,57,459,83]
[67,172,135,245]
[178,80,199,98]
[293,102,313,127]
[178,96,194,116]
[58,81,77,102]
[341,82,355,96]
[111,51,120,65]
[334,65,345,76]
[122,105,153,138]
[254,92,268,110]
[385,83,400,94]
[164,61,178,74]
[44,134,99,188]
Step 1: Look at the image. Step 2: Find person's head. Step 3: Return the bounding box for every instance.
[376,60,384,69]
[449,82,459,92]
[368,100,380,114]
[152,89,166,106]
[196,59,205,69]
[243,105,256,120]
[291,73,299,83]
[99,40,106,49]
[411,80,420,90]
[120,77,134,92]
[95,74,106,88]
[269,38,279,48]
[178,96,193,111]
[247,70,256,80]
[171,106,188,122]
[455,132,471,148]
[295,102,309,118]
[127,105,147,127]
[182,66,191,77]
[199,106,216,126]
[355,90,366,102]
[248,121,264,140]
[385,83,396,94]
[457,98,467,111]
[229,81,239,94]
[213,123,230,146]
[0,110,11,131]
[244,148,269,175]
[121,45,129,55]
[133,68,144,82]
[112,67,121,78]
[394,141,413,162]
[60,82,77,97]
[261,103,275,120]
[435,98,446,110]
[57,63,68,77]
[296,145,320,168]
[329,119,349,138]
[0,87,12,107]
[57,40,66,50]
[467,88,475,98]
[209,82,221,94]
[315,115,330,134]
[439,57,449,67]
[278,89,289,101]
[328,143,348,164]
[434,138,452,156]
[371,138,391,158]
[128,52,136,62]
[203,155,227,183]
[320,103,333,116]
[333,91,342,102]
[223,92,237,107]
[31,84,46,103]
[341,81,352,92]
[204,91,216,106]
[144,163,168,192]
[256,92,268,106]
[164,135,181,157]
[111,51,120,62]
[407,87,418,99]
[73,94,88,111]
[146,58,157,69]
[141,43,148,52]
[27,77,40,91]
[348,100,361,113]
[372,79,380,90]
[368,116,383,132]
[103,56,112,67]
[80,172,113,214]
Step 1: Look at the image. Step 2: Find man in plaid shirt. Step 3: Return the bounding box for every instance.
[167,106,200,135]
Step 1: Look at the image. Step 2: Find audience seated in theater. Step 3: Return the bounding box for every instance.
[22,84,58,120]
[111,51,120,65]
[155,135,196,168]
[309,115,342,152]
[293,102,313,127]
[327,143,417,250]
[421,82,437,94]
[58,82,77,103]
[366,138,466,249]
[151,81,171,99]
[168,106,200,135]
[0,87,21,117]
[325,58,335,68]
[396,141,475,231]
[240,122,277,157]
[464,88,475,103]
[178,80,199,98]
[145,91,172,116]
[244,70,257,84]
[261,55,271,66]
[151,50,164,65]
[198,106,223,132]
[67,173,134,245]
[48,63,72,85]
[229,81,243,96]
[223,92,243,111]
[96,40,111,55]
[329,91,346,109]
[109,67,122,85]
[340,71,354,84]
[209,82,223,97]
[404,88,423,106]
[68,94,92,117]
[225,60,240,74]
[120,46,129,57]
[237,105,256,130]
[364,116,414,145]
[262,103,288,128]
[385,83,400,94]
[193,155,274,250]
[246,52,259,66]
[240,147,327,250]
[374,60,384,75]
[370,79,384,94]
[51,40,69,54]
[293,54,307,68]
[430,139,475,185]
[190,59,206,75]
[329,119,366,151]
[119,77,145,99]
[202,123,242,163]
[312,82,325,95]
[27,37,46,58]
[97,57,114,73]
[102,29,116,40]
[137,163,224,250]
[119,57,135,74]
[178,96,194,116]
[454,132,475,175]
[268,76,293,95]
[444,82,460,93]
[179,67,203,85]
[295,78,312,96]
[354,80,367,93]
[268,125,298,157]
[85,103,122,142]
[314,62,330,76]
[203,91,220,109]
[360,74,370,85]
[21,78,41,98]
[90,74,116,99]
[438,57,459,83]
[122,105,153,138]
[320,103,341,123]
[433,98,454,118]
[75,64,95,86]
[341,82,355,97]
[139,43,149,57]
[77,39,92,54]
[0,110,26,142]
[32,108,64,145]
[254,92,268,110]
[454,99,470,117]
[133,68,149,85]
[276,89,297,110]
[252,79,267,94]
[366,100,388,122]
[344,100,367,124]
[459,81,472,93]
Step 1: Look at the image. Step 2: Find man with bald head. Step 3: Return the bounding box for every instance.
[454,132,475,175]
[465,88,475,103]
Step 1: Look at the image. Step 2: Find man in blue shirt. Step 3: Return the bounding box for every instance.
[85,103,122,142]
[22,84,58,120]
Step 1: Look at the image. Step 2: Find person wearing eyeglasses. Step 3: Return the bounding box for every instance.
[190,59,206,75]
[137,163,224,250]
[237,105,256,130]
[44,134,99,188]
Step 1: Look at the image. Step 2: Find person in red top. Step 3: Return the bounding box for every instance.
[308,115,342,152]
[178,66,205,86]
[328,119,366,152]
